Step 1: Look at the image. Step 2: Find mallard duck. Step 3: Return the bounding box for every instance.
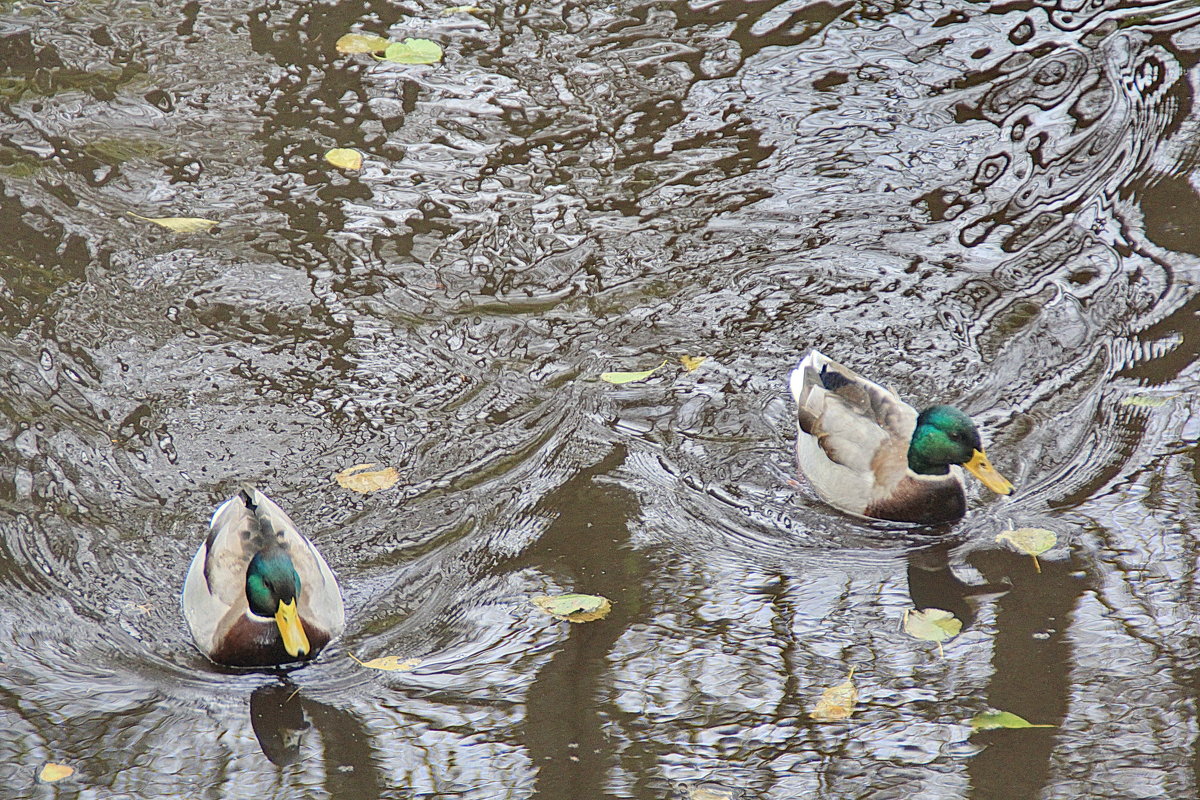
[789,350,1014,524]
[182,486,345,667]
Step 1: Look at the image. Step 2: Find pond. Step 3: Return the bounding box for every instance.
[1,0,1199,798]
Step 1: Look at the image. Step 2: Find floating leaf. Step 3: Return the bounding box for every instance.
[996,525,1057,573]
[444,4,481,12]
[38,763,74,783]
[600,359,668,385]
[334,463,399,493]
[680,355,707,371]
[348,653,421,671]
[904,608,962,657]
[970,710,1054,732]
[325,148,363,171]
[533,593,612,623]
[335,33,391,53]
[1120,394,1177,408]
[810,667,858,722]
[381,38,444,65]
[127,212,217,233]
[687,785,737,800]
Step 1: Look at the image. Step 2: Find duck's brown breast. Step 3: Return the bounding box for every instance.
[864,475,966,524]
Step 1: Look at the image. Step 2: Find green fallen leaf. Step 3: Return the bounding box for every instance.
[334,463,399,493]
[348,652,421,671]
[335,33,392,53]
[127,212,218,233]
[810,666,857,722]
[325,148,363,170]
[904,608,961,657]
[532,593,612,623]
[381,38,444,64]
[600,359,668,385]
[1120,394,1177,408]
[970,710,1055,732]
[997,525,1057,573]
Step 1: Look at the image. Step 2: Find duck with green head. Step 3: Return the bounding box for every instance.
[789,350,1014,524]
[182,486,345,667]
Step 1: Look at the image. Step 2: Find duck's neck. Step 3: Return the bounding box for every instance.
[907,446,950,476]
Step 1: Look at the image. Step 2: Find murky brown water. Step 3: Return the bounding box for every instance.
[2,0,1199,797]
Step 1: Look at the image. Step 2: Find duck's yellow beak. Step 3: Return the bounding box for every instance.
[964,449,1014,496]
[275,599,310,658]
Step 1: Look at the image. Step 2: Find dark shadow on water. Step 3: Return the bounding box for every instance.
[498,446,647,800]
[966,548,1089,800]
[250,681,386,796]
[906,541,1012,633]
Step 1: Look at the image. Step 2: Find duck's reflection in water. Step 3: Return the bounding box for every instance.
[250,682,310,766]
[248,681,384,796]
[906,542,1011,632]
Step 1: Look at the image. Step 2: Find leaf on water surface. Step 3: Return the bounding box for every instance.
[444,4,481,12]
[904,608,961,656]
[810,666,858,722]
[325,148,363,170]
[38,763,74,783]
[127,212,217,233]
[335,33,391,53]
[1120,394,1177,408]
[334,463,399,493]
[687,785,738,800]
[996,524,1057,573]
[970,710,1054,732]
[532,593,612,623]
[600,359,668,385]
[381,38,444,64]
[348,653,422,671]
[679,355,707,371]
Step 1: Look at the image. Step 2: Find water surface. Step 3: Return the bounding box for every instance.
[2,0,1200,797]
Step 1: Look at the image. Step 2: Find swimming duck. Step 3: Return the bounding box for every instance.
[789,350,1014,524]
[182,486,345,667]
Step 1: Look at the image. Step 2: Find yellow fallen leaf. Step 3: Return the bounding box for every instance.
[335,33,391,53]
[996,524,1056,573]
[325,148,363,171]
[38,763,74,782]
[1120,394,1177,408]
[348,653,421,671]
[532,593,612,623]
[443,4,481,12]
[334,463,399,493]
[127,212,217,233]
[810,667,858,721]
[680,355,707,371]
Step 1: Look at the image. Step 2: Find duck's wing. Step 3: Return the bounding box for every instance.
[790,350,917,480]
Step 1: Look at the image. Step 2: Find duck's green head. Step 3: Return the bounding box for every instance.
[909,405,1014,496]
[246,550,310,658]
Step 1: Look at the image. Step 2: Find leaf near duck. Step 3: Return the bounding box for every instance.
[903,608,962,657]
[532,593,612,623]
[334,463,399,493]
[348,653,422,671]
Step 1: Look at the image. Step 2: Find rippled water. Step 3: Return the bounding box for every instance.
[2,0,1200,797]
